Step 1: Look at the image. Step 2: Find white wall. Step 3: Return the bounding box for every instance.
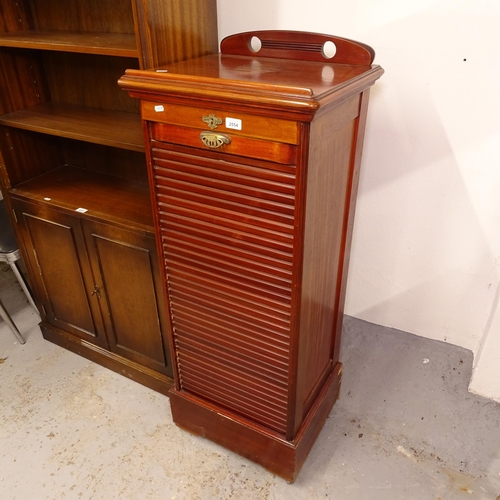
[217,0,500,401]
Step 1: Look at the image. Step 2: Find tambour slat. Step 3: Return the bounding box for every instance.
[171,301,291,353]
[166,260,292,305]
[153,145,297,179]
[155,176,295,217]
[156,184,294,225]
[180,375,288,433]
[177,350,289,397]
[157,192,295,235]
[178,360,289,428]
[166,248,292,291]
[185,370,286,421]
[175,334,290,389]
[167,271,292,317]
[160,203,294,244]
[163,229,293,272]
[179,376,288,432]
[161,224,293,264]
[172,291,289,346]
[171,286,291,331]
[159,211,294,254]
[171,305,290,362]
[165,248,291,297]
[155,158,295,196]
[167,237,293,281]
[176,344,289,397]
[176,338,289,389]
[154,165,295,205]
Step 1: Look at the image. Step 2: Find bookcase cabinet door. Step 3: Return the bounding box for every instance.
[83,220,172,376]
[12,198,109,348]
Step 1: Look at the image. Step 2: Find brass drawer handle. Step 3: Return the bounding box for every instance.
[200,131,231,149]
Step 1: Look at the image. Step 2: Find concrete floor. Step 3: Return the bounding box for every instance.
[1,263,500,500]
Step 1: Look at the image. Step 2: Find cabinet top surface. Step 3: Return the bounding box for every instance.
[128,54,381,97]
[120,54,383,115]
[166,54,380,95]
[119,32,384,115]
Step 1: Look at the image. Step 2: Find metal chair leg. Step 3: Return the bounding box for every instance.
[0,298,26,344]
[9,261,38,312]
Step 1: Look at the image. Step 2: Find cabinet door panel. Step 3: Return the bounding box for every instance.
[151,144,296,434]
[84,221,171,374]
[12,199,107,346]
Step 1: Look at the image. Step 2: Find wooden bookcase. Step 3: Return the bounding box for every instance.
[120,31,383,480]
[0,0,218,395]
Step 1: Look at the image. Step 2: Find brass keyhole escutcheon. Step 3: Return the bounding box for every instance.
[200,131,231,149]
[202,114,222,130]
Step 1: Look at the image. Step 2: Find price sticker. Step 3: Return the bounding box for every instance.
[226,117,242,131]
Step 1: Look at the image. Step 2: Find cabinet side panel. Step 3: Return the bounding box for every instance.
[135,0,218,68]
[0,128,62,188]
[332,90,372,359]
[0,48,49,114]
[295,96,360,423]
[0,1,33,32]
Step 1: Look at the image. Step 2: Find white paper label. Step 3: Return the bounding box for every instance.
[226,117,242,130]
[154,105,165,112]
[76,208,88,213]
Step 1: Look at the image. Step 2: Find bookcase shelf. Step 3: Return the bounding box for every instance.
[0,30,139,57]
[0,103,144,152]
[11,166,154,232]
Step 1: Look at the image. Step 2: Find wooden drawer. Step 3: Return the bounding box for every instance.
[142,101,300,144]
[151,121,297,165]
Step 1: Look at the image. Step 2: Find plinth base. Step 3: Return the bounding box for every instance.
[169,362,342,482]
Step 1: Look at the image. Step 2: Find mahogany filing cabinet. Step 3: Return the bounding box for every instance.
[119,31,384,481]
